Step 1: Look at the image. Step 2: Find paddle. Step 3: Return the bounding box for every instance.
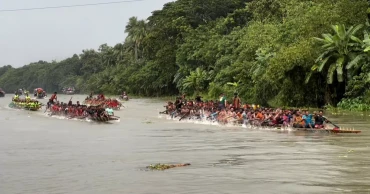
[323,116,340,129]
[44,102,49,113]
[179,112,190,121]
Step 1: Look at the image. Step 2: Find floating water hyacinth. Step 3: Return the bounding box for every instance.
[146,163,191,170]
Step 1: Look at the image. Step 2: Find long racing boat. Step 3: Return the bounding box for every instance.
[159,114,362,134]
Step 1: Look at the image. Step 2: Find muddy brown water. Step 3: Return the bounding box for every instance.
[0,95,370,194]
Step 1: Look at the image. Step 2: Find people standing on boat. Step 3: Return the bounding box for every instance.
[233,93,241,110]
[219,93,226,109]
[195,95,202,103]
[175,97,182,111]
[48,92,57,108]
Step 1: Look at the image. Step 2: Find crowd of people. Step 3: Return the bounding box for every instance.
[83,93,122,109]
[162,93,330,129]
[46,92,117,122]
[11,93,42,110]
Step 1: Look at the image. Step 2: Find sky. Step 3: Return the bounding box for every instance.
[0,0,173,67]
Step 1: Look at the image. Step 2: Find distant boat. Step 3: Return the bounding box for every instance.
[62,87,75,95]
[0,88,5,97]
[34,88,47,99]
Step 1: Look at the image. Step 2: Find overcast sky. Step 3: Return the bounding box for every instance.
[0,0,173,67]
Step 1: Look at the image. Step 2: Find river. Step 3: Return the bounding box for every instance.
[1,94,370,194]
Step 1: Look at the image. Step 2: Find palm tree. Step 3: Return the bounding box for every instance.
[125,17,148,61]
[182,68,208,94]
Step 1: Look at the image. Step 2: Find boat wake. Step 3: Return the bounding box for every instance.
[43,112,121,123]
[157,113,296,132]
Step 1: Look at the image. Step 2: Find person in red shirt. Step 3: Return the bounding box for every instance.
[48,92,57,108]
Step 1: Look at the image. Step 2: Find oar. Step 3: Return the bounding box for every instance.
[323,116,340,128]
[179,112,190,121]
[44,102,49,113]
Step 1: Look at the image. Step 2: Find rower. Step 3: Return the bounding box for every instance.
[25,94,31,101]
[314,110,326,128]
[13,94,19,101]
[105,107,114,116]
[302,111,314,128]
[219,93,226,109]
[48,92,57,108]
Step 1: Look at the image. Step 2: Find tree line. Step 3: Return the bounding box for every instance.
[1,0,370,108]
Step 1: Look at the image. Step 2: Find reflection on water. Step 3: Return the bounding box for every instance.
[0,95,370,194]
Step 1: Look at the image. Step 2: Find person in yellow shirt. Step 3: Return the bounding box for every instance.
[293,112,305,128]
[13,94,19,101]
[25,94,31,101]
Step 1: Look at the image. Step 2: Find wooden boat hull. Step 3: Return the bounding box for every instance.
[164,115,362,134]
[282,127,361,134]
[88,116,119,122]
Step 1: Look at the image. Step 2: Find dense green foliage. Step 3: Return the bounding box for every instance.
[1,0,370,108]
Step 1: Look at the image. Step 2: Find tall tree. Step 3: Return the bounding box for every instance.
[124,17,148,61]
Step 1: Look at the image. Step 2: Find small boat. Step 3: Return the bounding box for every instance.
[9,101,42,111]
[0,88,5,97]
[34,88,47,99]
[62,87,75,95]
[119,95,129,101]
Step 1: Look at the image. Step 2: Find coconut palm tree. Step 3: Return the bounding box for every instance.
[125,17,148,61]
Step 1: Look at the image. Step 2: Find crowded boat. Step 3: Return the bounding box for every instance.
[160,93,361,134]
[119,91,129,101]
[46,92,120,123]
[0,88,5,97]
[83,93,123,110]
[9,94,42,111]
[62,87,75,95]
[34,88,47,99]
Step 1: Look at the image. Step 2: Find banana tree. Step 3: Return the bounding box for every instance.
[306,24,364,105]
[226,81,241,93]
[181,67,208,95]
[306,24,363,84]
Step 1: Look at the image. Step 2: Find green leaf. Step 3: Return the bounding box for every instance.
[346,55,362,69]
[305,71,313,84]
[327,64,336,84]
[351,24,363,35]
[350,36,362,44]
[336,57,344,82]
[311,64,318,71]
[318,56,330,72]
